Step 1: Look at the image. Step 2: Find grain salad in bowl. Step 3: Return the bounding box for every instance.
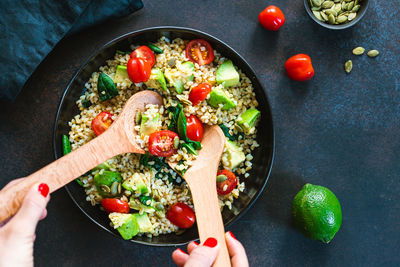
[63,37,260,240]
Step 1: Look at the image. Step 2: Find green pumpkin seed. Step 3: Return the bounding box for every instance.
[313,10,323,20]
[312,6,322,11]
[334,3,342,12]
[352,4,360,11]
[352,47,365,55]
[110,181,119,196]
[348,12,357,20]
[135,110,142,124]
[173,136,180,149]
[322,1,335,8]
[217,174,228,183]
[312,0,323,6]
[345,60,353,73]
[347,1,354,10]
[367,50,379,57]
[328,13,336,24]
[320,11,329,21]
[100,184,111,193]
[325,9,337,16]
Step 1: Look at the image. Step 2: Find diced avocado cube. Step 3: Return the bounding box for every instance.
[222,140,246,170]
[140,112,161,136]
[164,61,194,94]
[216,60,240,88]
[122,173,149,195]
[133,213,153,233]
[144,68,168,91]
[113,65,132,85]
[235,108,260,134]
[109,213,139,240]
[207,87,236,110]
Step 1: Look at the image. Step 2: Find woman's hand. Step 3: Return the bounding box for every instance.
[0,180,50,267]
[172,231,249,267]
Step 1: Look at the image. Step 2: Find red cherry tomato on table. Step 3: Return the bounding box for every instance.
[284,54,315,81]
[127,57,152,83]
[216,170,238,195]
[258,5,286,31]
[91,111,114,136]
[130,45,156,67]
[189,83,212,106]
[167,203,195,228]
[185,39,215,66]
[186,115,204,142]
[101,198,130,213]
[148,130,179,157]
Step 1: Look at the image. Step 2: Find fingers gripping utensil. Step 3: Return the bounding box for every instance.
[170,125,230,267]
[0,90,163,222]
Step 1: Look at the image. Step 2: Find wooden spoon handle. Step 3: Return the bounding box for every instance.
[0,127,132,222]
[189,173,231,267]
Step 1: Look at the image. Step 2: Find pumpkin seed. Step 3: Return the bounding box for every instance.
[110,181,119,196]
[334,3,342,12]
[345,60,353,73]
[337,15,348,23]
[100,184,111,193]
[117,183,122,194]
[313,10,323,20]
[320,11,329,21]
[312,6,322,11]
[352,47,365,55]
[322,1,335,8]
[325,9,337,16]
[173,136,180,149]
[352,4,360,11]
[328,13,336,24]
[217,174,228,183]
[135,110,142,124]
[312,0,323,6]
[367,50,379,57]
[348,12,357,20]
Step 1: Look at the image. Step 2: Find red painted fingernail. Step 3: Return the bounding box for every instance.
[228,231,237,240]
[203,237,218,248]
[38,183,49,197]
[193,241,199,246]
[177,248,187,255]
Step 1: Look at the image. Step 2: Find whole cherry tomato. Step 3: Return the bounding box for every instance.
[91,111,114,136]
[101,198,130,213]
[186,115,204,142]
[127,57,152,83]
[185,39,214,66]
[148,130,179,157]
[216,169,238,195]
[167,203,195,228]
[285,54,315,81]
[189,83,212,106]
[130,45,156,67]
[258,5,286,31]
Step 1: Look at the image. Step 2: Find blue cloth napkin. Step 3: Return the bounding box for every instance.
[0,0,143,102]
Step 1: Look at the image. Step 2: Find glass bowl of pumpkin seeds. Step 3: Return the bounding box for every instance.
[304,0,369,29]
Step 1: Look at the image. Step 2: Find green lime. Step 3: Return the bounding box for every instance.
[292,183,342,243]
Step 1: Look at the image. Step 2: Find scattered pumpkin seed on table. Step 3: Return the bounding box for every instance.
[352,47,365,55]
[309,0,362,25]
[367,50,379,57]
[345,60,353,73]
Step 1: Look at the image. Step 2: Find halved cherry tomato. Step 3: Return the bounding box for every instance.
[91,111,114,136]
[216,170,237,195]
[186,115,204,142]
[101,198,130,213]
[189,83,212,106]
[130,45,155,67]
[127,57,152,83]
[167,203,195,228]
[148,130,178,157]
[258,5,286,31]
[185,39,214,66]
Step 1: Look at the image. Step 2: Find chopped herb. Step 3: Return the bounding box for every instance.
[81,98,92,108]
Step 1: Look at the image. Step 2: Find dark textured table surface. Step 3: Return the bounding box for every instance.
[1,0,399,266]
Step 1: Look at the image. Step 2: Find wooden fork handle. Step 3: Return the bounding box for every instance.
[189,171,231,267]
[0,127,137,222]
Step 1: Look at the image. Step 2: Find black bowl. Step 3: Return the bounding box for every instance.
[53,26,275,246]
[304,0,369,30]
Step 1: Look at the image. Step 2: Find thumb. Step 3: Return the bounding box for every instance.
[183,237,219,267]
[8,183,50,236]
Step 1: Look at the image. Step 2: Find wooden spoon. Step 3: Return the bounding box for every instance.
[0,90,163,222]
[170,125,230,267]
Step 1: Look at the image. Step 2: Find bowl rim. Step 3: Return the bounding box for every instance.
[52,26,275,246]
[304,0,369,30]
